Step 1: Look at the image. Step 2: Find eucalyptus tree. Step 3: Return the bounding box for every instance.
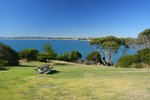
[90,36,122,65]
[138,29,150,48]
[120,37,142,54]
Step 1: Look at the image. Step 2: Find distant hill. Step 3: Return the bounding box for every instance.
[0,37,92,41]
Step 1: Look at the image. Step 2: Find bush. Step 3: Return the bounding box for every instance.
[117,55,139,68]
[19,48,39,61]
[56,51,82,62]
[56,55,65,61]
[68,50,82,62]
[137,48,150,64]
[0,43,19,66]
[86,51,102,64]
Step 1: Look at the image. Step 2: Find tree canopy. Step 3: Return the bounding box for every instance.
[0,43,19,66]
[90,36,122,65]
[138,29,150,48]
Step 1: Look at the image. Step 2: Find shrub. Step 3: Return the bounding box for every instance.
[57,51,82,62]
[117,55,139,68]
[56,55,64,61]
[137,48,150,64]
[86,51,102,64]
[19,48,39,61]
[68,50,82,62]
[0,43,19,66]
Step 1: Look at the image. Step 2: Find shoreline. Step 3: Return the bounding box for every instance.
[0,39,91,41]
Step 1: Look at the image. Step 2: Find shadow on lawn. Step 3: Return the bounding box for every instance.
[0,67,9,71]
[19,65,35,67]
[48,70,60,74]
[53,62,72,66]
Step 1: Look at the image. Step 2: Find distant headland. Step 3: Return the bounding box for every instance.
[0,37,92,41]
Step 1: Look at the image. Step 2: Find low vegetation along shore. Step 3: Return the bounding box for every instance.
[1,60,150,100]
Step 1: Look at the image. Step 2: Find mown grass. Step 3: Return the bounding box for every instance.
[0,61,150,100]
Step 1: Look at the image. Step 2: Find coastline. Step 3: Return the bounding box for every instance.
[0,38,91,41]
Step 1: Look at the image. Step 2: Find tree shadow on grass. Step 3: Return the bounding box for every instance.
[0,67,9,71]
[19,65,35,67]
[48,70,60,74]
[53,63,71,66]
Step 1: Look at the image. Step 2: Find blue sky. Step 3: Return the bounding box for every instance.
[0,0,150,37]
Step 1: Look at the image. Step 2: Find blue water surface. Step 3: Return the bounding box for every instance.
[0,40,94,59]
[0,40,135,63]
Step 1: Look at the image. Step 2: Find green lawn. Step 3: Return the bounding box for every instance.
[0,61,150,100]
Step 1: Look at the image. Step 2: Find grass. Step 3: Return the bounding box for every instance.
[0,61,150,100]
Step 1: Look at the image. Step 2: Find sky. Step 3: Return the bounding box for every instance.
[0,0,150,38]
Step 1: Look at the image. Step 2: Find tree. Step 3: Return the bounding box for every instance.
[68,50,82,62]
[138,29,150,48]
[0,43,19,66]
[19,48,39,61]
[37,43,57,62]
[86,51,102,64]
[120,38,143,54]
[90,36,122,65]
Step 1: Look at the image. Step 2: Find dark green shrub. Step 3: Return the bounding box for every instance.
[117,55,139,68]
[86,51,102,64]
[0,43,19,66]
[56,55,64,61]
[19,48,39,61]
[68,50,82,62]
[57,51,82,62]
[137,48,150,64]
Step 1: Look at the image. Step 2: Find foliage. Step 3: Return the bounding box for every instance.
[0,43,19,66]
[56,51,82,62]
[86,51,102,64]
[138,29,150,48]
[67,50,82,62]
[90,36,122,64]
[56,55,65,61]
[19,48,39,61]
[117,48,150,68]
[117,55,139,68]
[63,52,69,61]
[137,48,150,64]
[37,43,57,62]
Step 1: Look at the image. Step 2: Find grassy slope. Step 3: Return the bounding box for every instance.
[0,61,150,100]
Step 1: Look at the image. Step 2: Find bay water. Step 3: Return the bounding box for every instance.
[0,40,134,63]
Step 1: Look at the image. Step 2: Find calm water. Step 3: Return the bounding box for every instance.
[0,40,94,59]
[0,40,135,63]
